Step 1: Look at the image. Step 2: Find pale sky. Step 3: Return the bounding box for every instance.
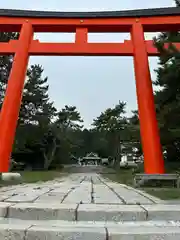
[1,0,176,127]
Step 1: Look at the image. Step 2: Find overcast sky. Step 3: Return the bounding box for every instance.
[1,0,176,127]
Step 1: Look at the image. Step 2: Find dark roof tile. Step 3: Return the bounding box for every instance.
[0,7,180,18]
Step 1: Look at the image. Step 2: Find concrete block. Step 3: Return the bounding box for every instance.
[6,193,41,203]
[8,202,77,221]
[93,195,123,204]
[77,204,146,222]
[108,187,154,204]
[125,185,163,203]
[107,226,180,239]
[93,185,123,204]
[26,225,106,240]
[62,188,91,204]
[34,192,65,203]
[142,204,180,221]
[0,202,13,217]
[0,195,11,201]
[5,188,50,203]
[0,223,29,240]
[50,187,73,194]
[93,186,120,200]
[134,173,180,188]
[1,172,22,182]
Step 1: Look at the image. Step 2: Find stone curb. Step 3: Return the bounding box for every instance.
[0,222,180,239]
[1,218,180,227]
[0,202,180,222]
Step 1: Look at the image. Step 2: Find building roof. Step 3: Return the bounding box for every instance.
[0,7,179,19]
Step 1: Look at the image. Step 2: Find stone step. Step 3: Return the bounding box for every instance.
[0,219,180,239]
[1,202,180,222]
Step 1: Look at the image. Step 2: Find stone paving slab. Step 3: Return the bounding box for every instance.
[34,192,65,203]
[103,182,155,204]
[0,202,14,217]
[8,202,77,221]
[108,226,180,240]
[77,204,146,222]
[0,195,11,201]
[6,202,180,222]
[0,223,28,240]
[102,179,164,204]
[0,221,180,240]
[26,225,106,240]
[124,185,164,203]
[112,188,153,204]
[5,191,48,203]
[93,185,123,204]
[50,186,74,194]
[1,218,180,228]
[142,204,180,221]
[163,200,180,204]
[63,183,92,204]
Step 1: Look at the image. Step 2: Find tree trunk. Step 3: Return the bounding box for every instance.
[113,134,121,168]
[43,139,57,170]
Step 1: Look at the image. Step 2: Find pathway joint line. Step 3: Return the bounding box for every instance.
[123,185,156,204]
[105,227,109,240]
[60,176,87,203]
[75,203,80,221]
[139,205,149,220]
[98,176,126,204]
[60,188,76,203]
[24,224,34,240]
[33,188,52,203]
[91,176,94,203]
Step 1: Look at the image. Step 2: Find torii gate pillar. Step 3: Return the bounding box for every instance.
[0,21,33,172]
[131,22,165,174]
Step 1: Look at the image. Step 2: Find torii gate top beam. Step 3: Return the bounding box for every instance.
[0,7,180,32]
[0,7,180,56]
[0,7,180,18]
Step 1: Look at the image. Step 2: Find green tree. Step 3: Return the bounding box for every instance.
[175,0,180,7]
[152,2,180,163]
[14,65,57,169]
[52,105,84,166]
[18,64,56,125]
[92,101,127,166]
[121,110,142,159]
[80,128,110,158]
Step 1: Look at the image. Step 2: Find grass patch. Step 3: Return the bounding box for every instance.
[145,188,180,200]
[20,171,67,183]
[102,169,180,200]
[0,170,67,187]
[103,169,134,186]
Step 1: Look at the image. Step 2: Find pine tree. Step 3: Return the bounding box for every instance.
[152,1,180,163]
[92,101,127,166]
[19,64,56,125]
[14,64,57,169]
[175,0,180,7]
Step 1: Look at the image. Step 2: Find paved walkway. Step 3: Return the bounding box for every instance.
[0,173,161,204]
[0,173,180,239]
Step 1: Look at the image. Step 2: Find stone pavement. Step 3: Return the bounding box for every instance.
[0,173,180,239]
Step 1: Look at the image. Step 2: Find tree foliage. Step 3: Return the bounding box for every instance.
[152,1,180,163]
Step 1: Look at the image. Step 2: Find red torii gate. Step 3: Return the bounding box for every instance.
[0,7,180,173]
